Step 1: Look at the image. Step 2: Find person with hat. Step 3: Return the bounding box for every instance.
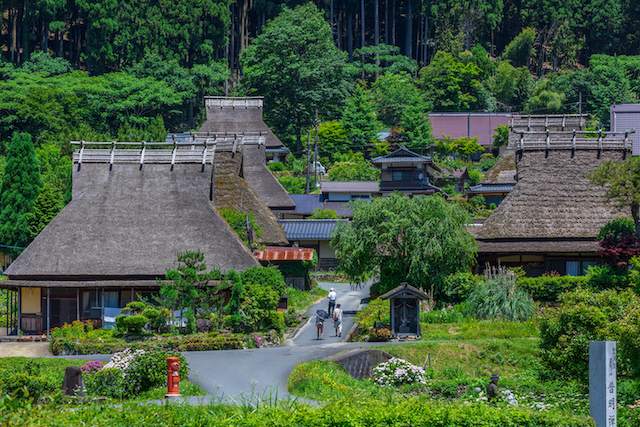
[327,287,337,317]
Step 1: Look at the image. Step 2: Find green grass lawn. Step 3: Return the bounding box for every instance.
[287,316,640,426]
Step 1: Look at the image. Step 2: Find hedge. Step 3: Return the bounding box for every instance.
[50,332,248,355]
[517,276,589,302]
[0,397,595,427]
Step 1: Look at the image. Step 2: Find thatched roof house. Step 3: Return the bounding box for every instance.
[1,139,287,335]
[476,128,633,276]
[197,97,294,211]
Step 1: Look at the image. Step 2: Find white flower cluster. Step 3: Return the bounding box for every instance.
[372,357,426,387]
[103,348,145,371]
[502,389,518,406]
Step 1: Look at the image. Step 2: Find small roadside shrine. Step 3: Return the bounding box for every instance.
[380,283,429,337]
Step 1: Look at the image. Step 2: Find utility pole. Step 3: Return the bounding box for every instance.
[305,129,311,194]
[313,112,319,189]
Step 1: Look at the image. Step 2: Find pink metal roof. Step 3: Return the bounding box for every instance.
[429,113,512,146]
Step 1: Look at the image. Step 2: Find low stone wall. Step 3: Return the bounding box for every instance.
[326,348,392,379]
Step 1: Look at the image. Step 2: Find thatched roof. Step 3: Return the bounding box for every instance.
[483,153,517,183]
[6,162,259,279]
[199,97,284,148]
[241,145,294,209]
[477,148,629,246]
[213,150,288,245]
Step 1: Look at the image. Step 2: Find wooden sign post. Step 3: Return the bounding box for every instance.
[589,341,616,427]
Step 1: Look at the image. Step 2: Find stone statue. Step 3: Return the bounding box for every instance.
[486,374,499,401]
[62,366,85,396]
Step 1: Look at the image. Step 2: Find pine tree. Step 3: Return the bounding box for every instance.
[340,85,381,152]
[0,132,41,250]
[28,182,65,239]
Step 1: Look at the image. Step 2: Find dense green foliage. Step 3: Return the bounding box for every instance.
[241,4,350,152]
[327,152,380,182]
[333,194,477,295]
[0,395,594,426]
[591,157,640,236]
[0,133,41,249]
[540,288,640,380]
[218,207,262,246]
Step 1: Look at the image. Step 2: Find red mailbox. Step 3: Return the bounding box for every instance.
[165,356,181,398]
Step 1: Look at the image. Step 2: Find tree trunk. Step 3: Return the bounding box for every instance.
[10,8,17,63]
[360,0,365,49]
[57,31,63,57]
[374,0,379,45]
[391,0,396,46]
[347,9,353,60]
[384,0,389,44]
[404,0,413,58]
[42,20,48,52]
[336,8,342,49]
[330,0,335,41]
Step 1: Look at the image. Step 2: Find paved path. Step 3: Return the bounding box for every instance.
[0,342,51,357]
[291,281,367,346]
[184,281,371,402]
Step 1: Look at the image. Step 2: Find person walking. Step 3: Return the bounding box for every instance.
[327,287,337,316]
[333,304,343,337]
[315,311,325,340]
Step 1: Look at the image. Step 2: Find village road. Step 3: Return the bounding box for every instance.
[184,280,371,402]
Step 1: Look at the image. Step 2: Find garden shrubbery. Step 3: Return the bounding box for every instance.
[540,288,640,380]
[49,322,249,355]
[82,349,188,398]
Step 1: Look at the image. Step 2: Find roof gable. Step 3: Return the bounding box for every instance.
[372,146,431,164]
[477,149,628,241]
[380,283,429,300]
[7,163,259,278]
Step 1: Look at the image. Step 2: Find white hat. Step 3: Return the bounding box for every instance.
[330,288,335,291]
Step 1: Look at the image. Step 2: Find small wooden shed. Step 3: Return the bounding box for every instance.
[380,283,429,337]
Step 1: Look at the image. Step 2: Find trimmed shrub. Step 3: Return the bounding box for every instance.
[124,350,188,396]
[115,314,147,337]
[517,275,588,302]
[50,332,247,355]
[84,368,125,399]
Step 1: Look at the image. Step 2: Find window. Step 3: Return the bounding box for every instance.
[565,261,580,276]
[103,291,119,309]
[392,171,405,181]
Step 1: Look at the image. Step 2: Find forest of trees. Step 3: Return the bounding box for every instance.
[1,1,640,250]
[5,1,640,74]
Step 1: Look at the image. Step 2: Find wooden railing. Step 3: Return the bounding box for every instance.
[512,129,634,151]
[70,134,265,170]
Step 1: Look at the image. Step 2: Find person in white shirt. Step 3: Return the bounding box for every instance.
[327,288,337,316]
[333,304,343,337]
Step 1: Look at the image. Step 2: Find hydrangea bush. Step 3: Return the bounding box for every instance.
[103,348,145,371]
[372,357,426,387]
[80,360,104,374]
